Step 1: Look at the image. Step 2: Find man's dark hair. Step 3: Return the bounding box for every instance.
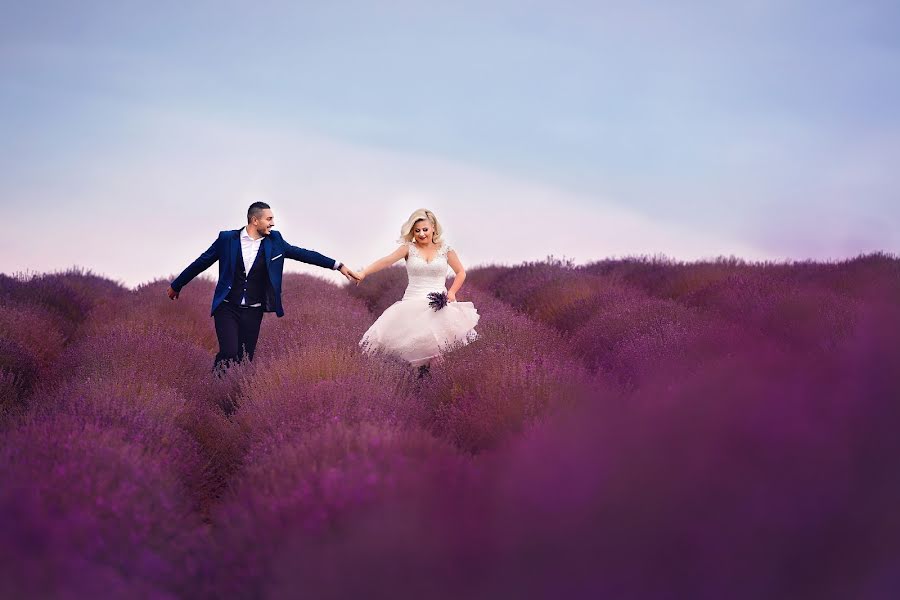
[247,202,271,223]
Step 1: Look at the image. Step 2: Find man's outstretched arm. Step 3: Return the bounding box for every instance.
[167,238,221,300]
[283,241,361,282]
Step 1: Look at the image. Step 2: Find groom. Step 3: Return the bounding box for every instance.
[167,202,360,372]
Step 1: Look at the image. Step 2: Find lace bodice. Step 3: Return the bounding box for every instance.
[402,241,452,300]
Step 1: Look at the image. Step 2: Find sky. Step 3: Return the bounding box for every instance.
[1,0,898,287]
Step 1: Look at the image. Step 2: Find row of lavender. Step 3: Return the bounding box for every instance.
[1,253,898,598]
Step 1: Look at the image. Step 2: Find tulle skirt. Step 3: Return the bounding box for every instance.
[360,298,480,367]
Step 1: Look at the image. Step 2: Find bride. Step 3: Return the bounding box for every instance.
[357,209,479,373]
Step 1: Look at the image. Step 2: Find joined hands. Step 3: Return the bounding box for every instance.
[340,265,362,284]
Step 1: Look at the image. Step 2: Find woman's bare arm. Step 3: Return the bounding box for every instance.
[447,250,466,301]
[359,245,409,281]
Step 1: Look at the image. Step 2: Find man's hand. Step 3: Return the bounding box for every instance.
[167,286,179,300]
[339,264,362,284]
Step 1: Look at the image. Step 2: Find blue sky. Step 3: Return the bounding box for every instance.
[2,1,898,286]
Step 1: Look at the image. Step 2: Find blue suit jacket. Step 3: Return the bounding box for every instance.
[170,229,337,317]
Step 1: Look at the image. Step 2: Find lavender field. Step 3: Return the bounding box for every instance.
[2,254,899,599]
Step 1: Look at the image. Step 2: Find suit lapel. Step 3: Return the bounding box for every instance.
[230,230,242,271]
[263,235,273,265]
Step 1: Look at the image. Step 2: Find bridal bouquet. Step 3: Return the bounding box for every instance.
[427,291,449,311]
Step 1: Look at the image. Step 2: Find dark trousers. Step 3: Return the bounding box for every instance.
[213,301,264,372]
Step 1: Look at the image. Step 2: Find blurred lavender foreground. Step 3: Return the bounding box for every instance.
[1,254,899,599]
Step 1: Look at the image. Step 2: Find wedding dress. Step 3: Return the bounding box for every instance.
[360,241,479,366]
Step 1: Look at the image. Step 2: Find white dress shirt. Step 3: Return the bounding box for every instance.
[240,227,264,275]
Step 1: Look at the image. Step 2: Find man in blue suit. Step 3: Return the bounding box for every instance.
[167,202,360,372]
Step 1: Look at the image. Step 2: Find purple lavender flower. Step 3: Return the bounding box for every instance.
[427,291,449,311]
[2,254,899,599]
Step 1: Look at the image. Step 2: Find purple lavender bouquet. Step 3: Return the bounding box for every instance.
[427,291,449,311]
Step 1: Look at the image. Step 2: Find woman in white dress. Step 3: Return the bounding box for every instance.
[357,209,479,373]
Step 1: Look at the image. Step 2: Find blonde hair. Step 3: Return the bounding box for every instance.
[399,208,443,243]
